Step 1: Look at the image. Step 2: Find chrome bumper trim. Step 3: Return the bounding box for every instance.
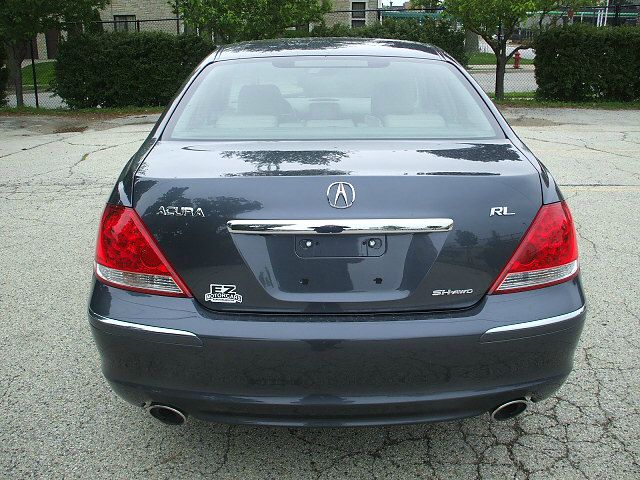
[89,310,198,339]
[227,218,454,235]
[484,305,586,334]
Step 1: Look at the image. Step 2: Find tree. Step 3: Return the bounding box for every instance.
[443,0,537,100]
[410,1,443,9]
[411,1,481,56]
[443,0,597,99]
[0,0,107,107]
[0,35,8,106]
[171,0,332,43]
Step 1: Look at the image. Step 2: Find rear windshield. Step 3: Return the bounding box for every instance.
[164,56,502,141]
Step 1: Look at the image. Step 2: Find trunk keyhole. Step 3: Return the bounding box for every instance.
[374,277,383,285]
[300,278,309,286]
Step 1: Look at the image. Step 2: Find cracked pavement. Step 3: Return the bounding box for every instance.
[1,108,639,479]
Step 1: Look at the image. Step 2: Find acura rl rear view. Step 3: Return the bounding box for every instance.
[88,39,586,426]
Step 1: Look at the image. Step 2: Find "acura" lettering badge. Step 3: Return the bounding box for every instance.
[157,206,205,217]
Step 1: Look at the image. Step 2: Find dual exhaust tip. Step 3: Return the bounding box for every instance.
[490,399,528,421]
[147,404,187,425]
[146,399,528,425]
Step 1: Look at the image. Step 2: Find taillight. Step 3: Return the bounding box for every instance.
[95,204,191,297]
[489,201,578,294]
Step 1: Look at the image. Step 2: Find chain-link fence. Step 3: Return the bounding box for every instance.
[89,17,183,34]
[9,5,640,109]
[560,3,640,26]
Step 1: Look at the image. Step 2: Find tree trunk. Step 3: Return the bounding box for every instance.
[495,54,507,100]
[5,41,25,107]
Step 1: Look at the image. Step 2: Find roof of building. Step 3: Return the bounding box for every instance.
[211,38,445,63]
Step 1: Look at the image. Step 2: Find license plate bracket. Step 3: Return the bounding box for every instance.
[295,235,386,258]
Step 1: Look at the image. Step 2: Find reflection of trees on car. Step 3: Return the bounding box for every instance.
[221,150,350,176]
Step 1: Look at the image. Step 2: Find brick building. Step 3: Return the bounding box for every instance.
[100,0,179,32]
[98,0,380,31]
[323,1,380,28]
[27,0,380,61]
[30,31,61,61]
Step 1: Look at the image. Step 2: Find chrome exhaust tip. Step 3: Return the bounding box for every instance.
[490,399,528,421]
[147,404,187,425]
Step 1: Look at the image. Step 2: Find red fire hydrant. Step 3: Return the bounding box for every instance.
[513,51,522,69]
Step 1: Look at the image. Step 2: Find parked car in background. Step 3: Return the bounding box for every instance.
[88,38,585,426]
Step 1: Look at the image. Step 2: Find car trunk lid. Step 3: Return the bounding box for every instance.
[133,140,541,314]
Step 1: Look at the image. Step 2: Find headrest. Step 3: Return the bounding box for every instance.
[307,102,342,120]
[237,84,293,115]
[371,80,418,117]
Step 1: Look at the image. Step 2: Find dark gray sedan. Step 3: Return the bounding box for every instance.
[89,38,586,426]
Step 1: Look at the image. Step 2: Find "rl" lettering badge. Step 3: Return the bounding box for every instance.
[490,206,516,216]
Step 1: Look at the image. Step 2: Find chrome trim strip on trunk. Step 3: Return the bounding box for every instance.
[484,305,586,334]
[227,219,454,235]
[89,310,198,338]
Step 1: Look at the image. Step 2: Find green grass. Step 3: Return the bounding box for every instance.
[489,91,537,100]
[21,61,56,89]
[0,105,166,116]
[493,98,640,109]
[486,91,640,109]
[2,98,639,116]
[468,52,535,66]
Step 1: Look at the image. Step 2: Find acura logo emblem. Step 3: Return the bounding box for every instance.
[327,182,355,209]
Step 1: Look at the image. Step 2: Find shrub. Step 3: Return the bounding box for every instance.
[534,25,640,101]
[0,38,8,107]
[304,19,468,66]
[54,32,214,108]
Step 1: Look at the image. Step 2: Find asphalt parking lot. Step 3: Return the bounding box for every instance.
[1,108,639,479]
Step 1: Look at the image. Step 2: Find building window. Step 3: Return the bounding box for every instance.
[114,15,136,32]
[351,2,366,28]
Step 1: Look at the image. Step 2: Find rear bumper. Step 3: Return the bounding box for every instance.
[88,278,586,426]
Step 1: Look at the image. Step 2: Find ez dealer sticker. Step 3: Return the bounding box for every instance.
[205,284,243,304]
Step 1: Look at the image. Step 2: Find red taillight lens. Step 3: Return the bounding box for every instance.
[489,201,579,294]
[95,204,191,297]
